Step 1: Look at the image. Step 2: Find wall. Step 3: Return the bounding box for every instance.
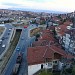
[28,64,41,75]
[43,62,53,69]
[28,62,53,75]
[58,61,64,70]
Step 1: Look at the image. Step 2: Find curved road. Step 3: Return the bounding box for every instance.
[2,24,43,75]
[0,24,14,56]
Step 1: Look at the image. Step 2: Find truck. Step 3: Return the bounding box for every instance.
[12,52,23,75]
[16,52,23,64]
[12,64,20,75]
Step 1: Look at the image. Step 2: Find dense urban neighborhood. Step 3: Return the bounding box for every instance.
[0,9,75,75]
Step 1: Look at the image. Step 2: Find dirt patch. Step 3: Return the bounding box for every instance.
[0,27,5,36]
[30,27,43,37]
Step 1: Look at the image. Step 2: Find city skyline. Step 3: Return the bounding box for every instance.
[0,0,75,12]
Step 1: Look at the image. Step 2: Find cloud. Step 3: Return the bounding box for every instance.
[0,0,75,12]
[2,3,20,6]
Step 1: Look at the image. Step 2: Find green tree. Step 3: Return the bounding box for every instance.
[72,67,75,75]
[36,34,40,38]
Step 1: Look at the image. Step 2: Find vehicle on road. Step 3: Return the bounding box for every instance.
[21,37,24,40]
[8,32,10,35]
[16,47,20,51]
[2,44,6,48]
[12,64,20,75]
[16,52,23,64]
[2,37,5,40]
[0,40,2,44]
[24,26,28,28]
[9,28,12,31]
[12,52,23,75]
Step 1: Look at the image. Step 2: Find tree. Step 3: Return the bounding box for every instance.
[72,66,75,75]
[36,34,40,38]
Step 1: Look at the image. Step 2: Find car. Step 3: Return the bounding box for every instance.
[5,36,8,39]
[8,32,10,35]
[2,37,5,40]
[21,37,24,40]
[9,28,12,31]
[2,44,6,48]
[24,26,28,28]
[0,40,2,44]
[16,47,20,51]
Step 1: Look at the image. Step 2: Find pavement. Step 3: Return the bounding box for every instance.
[2,24,42,75]
[2,26,36,75]
[0,24,14,58]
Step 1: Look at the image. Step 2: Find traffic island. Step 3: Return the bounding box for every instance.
[0,27,5,38]
[30,27,43,37]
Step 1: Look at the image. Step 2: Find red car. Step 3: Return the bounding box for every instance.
[24,26,28,28]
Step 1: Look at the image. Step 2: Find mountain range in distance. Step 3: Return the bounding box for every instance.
[7,7,67,14]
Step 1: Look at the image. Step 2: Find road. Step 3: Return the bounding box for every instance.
[0,24,14,55]
[2,25,36,75]
[2,24,42,75]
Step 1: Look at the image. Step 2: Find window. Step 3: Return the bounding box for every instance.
[53,60,58,64]
[48,62,52,67]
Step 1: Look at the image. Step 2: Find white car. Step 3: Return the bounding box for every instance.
[2,44,6,48]
[9,28,12,31]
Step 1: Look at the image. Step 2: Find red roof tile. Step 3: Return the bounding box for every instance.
[27,45,75,65]
[66,53,75,59]
[27,46,54,65]
[32,40,51,47]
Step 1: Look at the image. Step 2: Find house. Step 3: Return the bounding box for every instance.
[27,46,53,75]
[55,21,74,52]
[27,44,74,75]
[32,28,55,47]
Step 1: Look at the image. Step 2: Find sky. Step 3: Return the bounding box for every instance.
[0,0,75,12]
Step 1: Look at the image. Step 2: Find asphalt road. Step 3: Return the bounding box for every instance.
[2,24,37,75]
[2,27,29,75]
[0,24,14,55]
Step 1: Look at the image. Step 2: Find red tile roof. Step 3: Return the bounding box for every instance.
[27,23,75,65]
[55,21,72,36]
[63,21,72,25]
[27,46,54,65]
[39,29,55,41]
[32,40,52,47]
[66,53,75,59]
[52,16,60,21]
[49,45,67,58]
[27,45,75,65]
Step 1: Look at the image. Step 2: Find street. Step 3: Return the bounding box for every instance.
[0,24,14,55]
[2,24,36,75]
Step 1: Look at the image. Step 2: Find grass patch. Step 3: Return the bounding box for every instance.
[37,70,53,75]
[30,27,43,37]
[0,27,5,36]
